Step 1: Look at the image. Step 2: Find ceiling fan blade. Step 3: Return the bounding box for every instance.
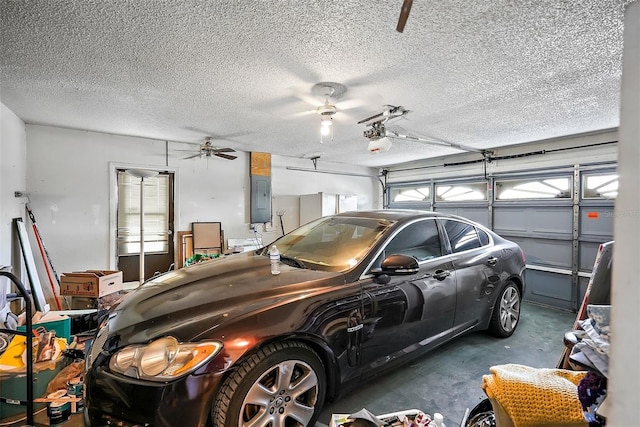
[336,98,366,111]
[215,153,237,160]
[396,0,413,33]
[183,153,203,159]
[333,110,358,124]
[289,87,324,107]
[286,109,317,119]
[214,147,236,153]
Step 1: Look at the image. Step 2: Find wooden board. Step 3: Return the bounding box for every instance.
[176,231,193,268]
[15,218,48,313]
[250,152,271,176]
[192,222,222,252]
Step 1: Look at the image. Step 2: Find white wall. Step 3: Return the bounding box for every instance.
[25,125,379,274]
[272,155,380,209]
[609,2,639,425]
[0,102,27,267]
[26,125,177,273]
[261,155,381,244]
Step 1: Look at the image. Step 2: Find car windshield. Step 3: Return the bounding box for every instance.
[267,216,394,272]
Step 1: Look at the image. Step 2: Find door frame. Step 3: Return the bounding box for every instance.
[108,162,179,272]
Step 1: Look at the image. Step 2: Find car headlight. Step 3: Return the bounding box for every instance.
[109,336,223,381]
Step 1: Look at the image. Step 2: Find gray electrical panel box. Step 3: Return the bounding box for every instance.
[251,175,271,223]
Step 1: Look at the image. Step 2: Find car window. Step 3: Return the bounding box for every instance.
[478,228,490,246]
[273,216,393,271]
[443,220,481,253]
[384,219,443,262]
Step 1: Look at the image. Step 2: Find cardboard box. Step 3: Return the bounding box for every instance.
[60,270,123,297]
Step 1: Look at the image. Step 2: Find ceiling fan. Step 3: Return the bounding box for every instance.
[288,82,367,121]
[181,137,237,160]
[287,82,371,142]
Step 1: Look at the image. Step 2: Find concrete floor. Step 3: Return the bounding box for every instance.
[318,301,576,426]
[10,301,575,427]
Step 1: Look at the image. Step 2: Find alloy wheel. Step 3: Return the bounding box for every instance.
[238,359,319,427]
[499,286,520,333]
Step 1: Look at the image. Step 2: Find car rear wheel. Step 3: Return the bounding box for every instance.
[488,281,521,338]
[212,341,326,427]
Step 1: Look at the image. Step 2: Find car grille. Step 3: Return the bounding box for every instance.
[88,322,109,367]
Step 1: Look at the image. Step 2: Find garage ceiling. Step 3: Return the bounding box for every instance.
[0,1,634,167]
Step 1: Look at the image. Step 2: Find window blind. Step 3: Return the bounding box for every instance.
[117,171,169,255]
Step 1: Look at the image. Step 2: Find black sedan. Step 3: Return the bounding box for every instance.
[84,210,526,427]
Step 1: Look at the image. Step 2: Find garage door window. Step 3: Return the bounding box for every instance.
[390,186,431,202]
[435,182,487,201]
[495,177,571,200]
[582,173,618,199]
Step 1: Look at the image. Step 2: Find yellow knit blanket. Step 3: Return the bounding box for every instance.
[482,364,587,427]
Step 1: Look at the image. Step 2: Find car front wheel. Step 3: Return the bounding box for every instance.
[488,281,521,338]
[212,341,326,427]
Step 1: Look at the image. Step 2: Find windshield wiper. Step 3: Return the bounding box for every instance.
[280,255,306,269]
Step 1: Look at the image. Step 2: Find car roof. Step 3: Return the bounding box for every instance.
[335,209,466,222]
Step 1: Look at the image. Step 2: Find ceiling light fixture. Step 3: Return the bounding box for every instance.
[317,86,337,143]
[320,116,333,137]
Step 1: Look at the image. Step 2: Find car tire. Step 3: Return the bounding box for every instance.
[488,281,521,338]
[212,341,326,427]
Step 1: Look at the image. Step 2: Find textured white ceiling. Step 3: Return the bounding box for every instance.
[0,0,634,167]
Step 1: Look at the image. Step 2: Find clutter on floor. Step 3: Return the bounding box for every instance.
[1,266,125,424]
[470,304,611,427]
[0,309,92,423]
[482,364,587,427]
[569,305,610,377]
[568,304,611,427]
[330,408,447,427]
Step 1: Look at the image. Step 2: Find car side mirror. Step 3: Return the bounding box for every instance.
[372,254,419,279]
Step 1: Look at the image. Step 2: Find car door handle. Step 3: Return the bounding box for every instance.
[433,269,450,281]
[487,256,498,266]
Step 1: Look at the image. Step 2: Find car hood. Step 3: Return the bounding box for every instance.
[108,251,346,343]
